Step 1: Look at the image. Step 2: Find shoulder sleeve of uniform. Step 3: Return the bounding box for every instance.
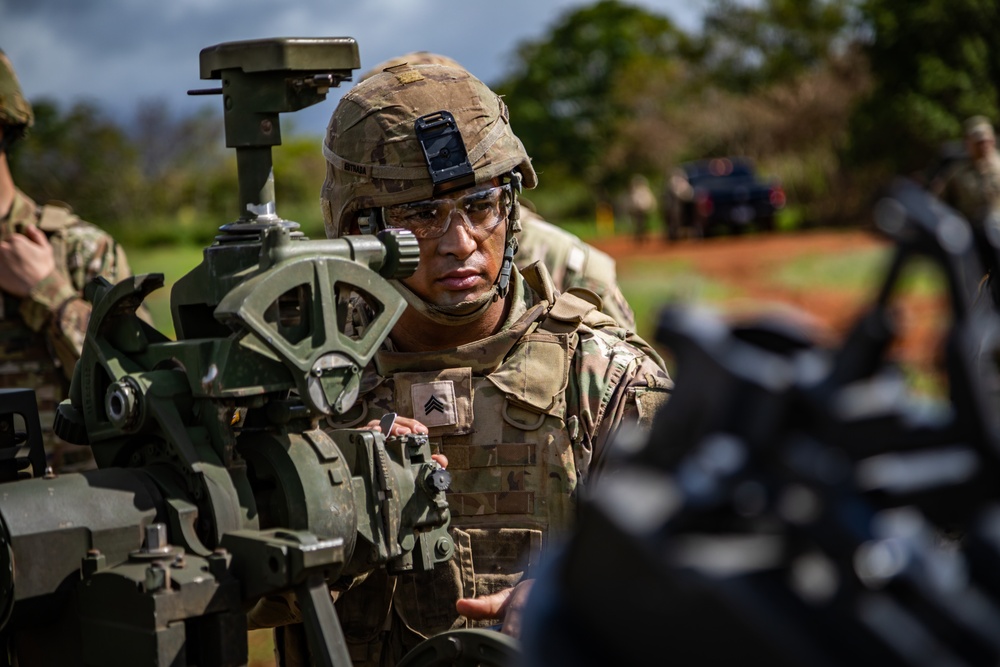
[568,325,672,481]
[37,202,81,233]
[59,220,133,291]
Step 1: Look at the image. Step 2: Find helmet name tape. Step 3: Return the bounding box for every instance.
[343,161,368,176]
[414,111,475,190]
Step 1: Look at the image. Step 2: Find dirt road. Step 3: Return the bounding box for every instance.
[592,229,949,381]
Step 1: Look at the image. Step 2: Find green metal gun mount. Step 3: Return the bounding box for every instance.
[0,38,448,667]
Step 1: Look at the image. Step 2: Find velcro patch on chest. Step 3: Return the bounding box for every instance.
[393,367,474,435]
[411,381,458,427]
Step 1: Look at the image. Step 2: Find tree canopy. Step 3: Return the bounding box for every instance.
[12,0,1000,234]
[700,0,856,92]
[847,0,1000,172]
[494,0,696,193]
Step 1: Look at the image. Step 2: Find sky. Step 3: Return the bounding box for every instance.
[1,0,707,135]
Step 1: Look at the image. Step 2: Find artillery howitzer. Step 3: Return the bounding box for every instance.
[0,38,454,667]
[523,180,1000,666]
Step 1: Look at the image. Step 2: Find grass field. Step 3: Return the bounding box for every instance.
[126,243,206,338]
[126,230,947,351]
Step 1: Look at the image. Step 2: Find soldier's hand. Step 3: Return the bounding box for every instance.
[363,417,448,468]
[455,578,534,638]
[364,415,429,437]
[0,225,57,297]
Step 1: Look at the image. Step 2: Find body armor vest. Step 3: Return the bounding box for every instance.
[328,265,601,657]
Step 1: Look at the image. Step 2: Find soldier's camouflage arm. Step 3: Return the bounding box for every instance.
[19,226,142,380]
[568,327,672,485]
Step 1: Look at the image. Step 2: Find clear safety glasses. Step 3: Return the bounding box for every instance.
[382,183,513,240]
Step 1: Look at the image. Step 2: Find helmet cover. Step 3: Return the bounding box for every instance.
[321,63,536,239]
[0,50,33,129]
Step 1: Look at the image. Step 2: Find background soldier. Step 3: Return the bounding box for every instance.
[0,50,139,472]
[931,115,1000,301]
[253,62,672,666]
[933,115,1000,227]
[624,173,656,243]
[361,51,637,330]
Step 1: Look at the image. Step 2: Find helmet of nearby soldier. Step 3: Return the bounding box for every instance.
[320,63,537,241]
[0,49,34,130]
[964,115,995,143]
[359,51,465,83]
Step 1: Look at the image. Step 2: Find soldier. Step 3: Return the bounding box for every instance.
[624,173,656,243]
[933,115,1000,227]
[360,51,637,330]
[252,62,672,666]
[932,115,1000,298]
[0,50,138,472]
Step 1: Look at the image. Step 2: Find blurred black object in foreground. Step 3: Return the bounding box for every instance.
[522,179,1000,667]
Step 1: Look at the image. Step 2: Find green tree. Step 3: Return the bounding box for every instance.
[494,0,694,196]
[848,0,1000,173]
[701,0,857,92]
[10,99,144,227]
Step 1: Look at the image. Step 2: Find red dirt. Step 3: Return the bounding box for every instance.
[592,229,950,379]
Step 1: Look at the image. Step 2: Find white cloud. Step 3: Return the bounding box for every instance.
[1,0,706,132]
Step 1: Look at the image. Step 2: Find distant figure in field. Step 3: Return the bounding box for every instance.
[625,174,656,243]
[932,115,1000,300]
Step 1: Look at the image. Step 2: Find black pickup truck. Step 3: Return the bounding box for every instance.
[663,157,785,239]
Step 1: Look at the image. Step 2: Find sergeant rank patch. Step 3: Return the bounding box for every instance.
[411,381,458,428]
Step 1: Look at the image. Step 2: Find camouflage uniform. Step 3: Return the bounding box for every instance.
[259,261,670,666]
[325,262,667,665]
[255,62,672,667]
[517,208,635,330]
[937,153,1000,227]
[625,174,656,243]
[933,117,1000,303]
[0,189,135,471]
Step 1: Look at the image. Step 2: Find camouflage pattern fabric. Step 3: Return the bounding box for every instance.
[320,63,537,240]
[936,151,1000,227]
[0,50,33,128]
[258,263,671,667]
[517,208,636,330]
[358,51,464,83]
[0,189,135,472]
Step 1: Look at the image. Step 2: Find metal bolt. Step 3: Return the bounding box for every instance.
[434,537,453,558]
[145,523,170,553]
[145,562,168,592]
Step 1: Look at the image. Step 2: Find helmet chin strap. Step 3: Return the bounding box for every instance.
[390,279,498,326]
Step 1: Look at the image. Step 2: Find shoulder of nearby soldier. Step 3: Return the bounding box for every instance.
[6,188,40,227]
[40,203,119,245]
[518,209,580,259]
[37,200,82,232]
[519,209,619,282]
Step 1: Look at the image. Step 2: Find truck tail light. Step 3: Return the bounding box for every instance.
[696,191,714,217]
[770,186,786,209]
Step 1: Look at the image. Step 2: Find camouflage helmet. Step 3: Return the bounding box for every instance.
[359,51,464,83]
[321,63,537,240]
[964,115,995,142]
[0,50,33,129]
